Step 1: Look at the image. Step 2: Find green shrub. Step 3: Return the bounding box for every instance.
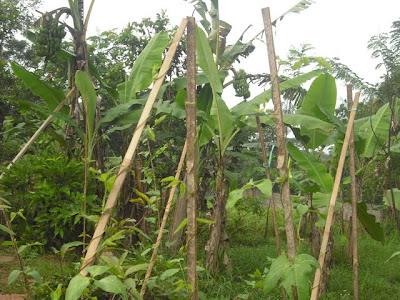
[0,152,100,247]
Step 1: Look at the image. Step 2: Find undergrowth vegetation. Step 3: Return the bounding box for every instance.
[1,209,399,299]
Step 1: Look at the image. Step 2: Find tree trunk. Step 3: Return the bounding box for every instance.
[168,179,187,253]
[256,116,282,254]
[318,231,334,298]
[299,213,308,239]
[310,211,320,257]
[205,161,227,274]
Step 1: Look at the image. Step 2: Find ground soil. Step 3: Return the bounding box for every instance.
[0,255,26,300]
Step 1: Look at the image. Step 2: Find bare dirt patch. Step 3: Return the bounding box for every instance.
[0,294,26,300]
[0,256,14,263]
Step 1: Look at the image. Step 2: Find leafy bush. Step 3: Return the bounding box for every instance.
[0,152,100,247]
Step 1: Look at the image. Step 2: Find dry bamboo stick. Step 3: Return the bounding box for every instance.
[261,7,297,261]
[0,87,76,180]
[140,141,187,297]
[79,18,188,274]
[347,85,359,300]
[185,17,198,300]
[310,92,360,300]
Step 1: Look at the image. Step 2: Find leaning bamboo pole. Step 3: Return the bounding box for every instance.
[185,17,198,300]
[347,85,359,300]
[310,92,360,300]
[261,7,297,261]
[140,141,187,297]
[79,18,188,274]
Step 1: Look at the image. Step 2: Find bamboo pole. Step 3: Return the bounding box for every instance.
[0,87,76,180]
[79,18,188,274]
[261,7,297,261]
[140,141,187,297]
[310,92,360,300]
[256,116,281,254]
[347,85,359,300]
[185,16,198,300]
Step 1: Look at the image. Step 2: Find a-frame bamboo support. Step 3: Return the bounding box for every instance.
[310,92,360,299]
[79,18,188,274]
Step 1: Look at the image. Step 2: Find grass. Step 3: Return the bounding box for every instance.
[323,226,400,300]
[0,245,77,295]
[201,209,400,300]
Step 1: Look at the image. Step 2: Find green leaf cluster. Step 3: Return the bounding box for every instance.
[264,253,319,300]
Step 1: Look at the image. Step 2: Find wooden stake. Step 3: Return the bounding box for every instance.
[256,116,281,254]
[185,16,198,300]
[261,7,297,261]
[140,141,187,297]
[347,85,359,300]
[310,92,360,300]
[79,18,188,274]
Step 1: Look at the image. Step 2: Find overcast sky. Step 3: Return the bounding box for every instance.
[40,0,400,106]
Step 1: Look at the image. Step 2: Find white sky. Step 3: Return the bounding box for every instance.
[40,0,400,106]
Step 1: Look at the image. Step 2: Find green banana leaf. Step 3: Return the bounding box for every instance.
[210,94,233,145]
[296,73,337,149]
[117,31,169,103]
[283,114,336,132]
[358,103,390,158]
[75,71,97,144]
[11,62,67,113]
[230,69,324,117]
[357,200,384,243]
[383,188,400,210]
[287,143,333,193]
[298,73,337,117]
[219,27,255,68]
[98,99,145,126]
[196,26,223,94]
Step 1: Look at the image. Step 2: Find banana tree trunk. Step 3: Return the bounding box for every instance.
[168,175,187,253]
[205,159,227,274]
